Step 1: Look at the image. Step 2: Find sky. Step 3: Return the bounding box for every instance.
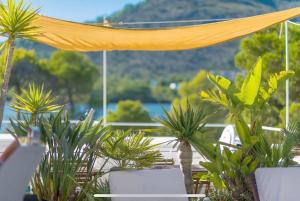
[23,0,143,22]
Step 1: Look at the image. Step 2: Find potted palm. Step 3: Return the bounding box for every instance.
[156,101,207,194]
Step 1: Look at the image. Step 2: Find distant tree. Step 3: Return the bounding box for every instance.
[235,25,300,103]
[46,50,98,113]
[280,102,300,127]
[173,70,224,121]
[108,77,155,102]
[235,24,300,126]
[107,100,152,123]
[0,48,54,95]
[151,84,176,102]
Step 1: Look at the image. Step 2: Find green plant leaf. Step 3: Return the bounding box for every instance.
[235,57,262,106]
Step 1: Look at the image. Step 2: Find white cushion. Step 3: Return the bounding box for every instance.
[255,168,300,201]
[109,168,188,201]
[0,144,44,201]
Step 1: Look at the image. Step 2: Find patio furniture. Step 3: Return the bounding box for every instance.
[75,160,98,184]
[193,172,210,195]
[94,168,205,201]
[173,164,210,194]
[253,167,300,201]
[153,158,175,166]
[0,142,44,201]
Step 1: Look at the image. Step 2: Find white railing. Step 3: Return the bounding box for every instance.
[1,120,282,132]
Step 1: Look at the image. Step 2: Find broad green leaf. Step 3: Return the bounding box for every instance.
[235,57,262,105]
[235,118,251,145]
[207,72,231,91]
[267,70,294,95]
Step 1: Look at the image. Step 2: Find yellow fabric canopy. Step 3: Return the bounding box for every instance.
[32,7,300,52]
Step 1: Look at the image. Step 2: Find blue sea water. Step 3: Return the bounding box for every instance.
[3,102,171,120]
[78,102,171,119]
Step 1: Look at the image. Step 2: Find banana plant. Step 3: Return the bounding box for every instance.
[196,57,295,200]
[201,57,294,121]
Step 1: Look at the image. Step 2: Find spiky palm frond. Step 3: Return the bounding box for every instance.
[27,109,110,201]
[255,122,300,167]
[98,130,161,168]
[157,101,207,141]
[0,0,40,39]
[10,83,61,115]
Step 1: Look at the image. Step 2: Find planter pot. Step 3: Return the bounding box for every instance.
[24,194,48,201]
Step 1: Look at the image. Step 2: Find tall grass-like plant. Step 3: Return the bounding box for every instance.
[0,0,39,127]
[10,109,110,201]
[156,101,207,194]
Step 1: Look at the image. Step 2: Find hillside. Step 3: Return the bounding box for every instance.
[17,0,300,80]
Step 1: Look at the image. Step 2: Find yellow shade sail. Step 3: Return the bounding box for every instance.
[32,7,300,52]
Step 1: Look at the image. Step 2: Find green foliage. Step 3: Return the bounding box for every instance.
[255,122,300,167]
[0,48,52,91]
[108,77,156,102]
[280,102,300,126]
[235,24,300,126]
[8,83,61,140]
[9,102,162,200]
[208,189,234,201]
[0,0,40,126]
[46,50,98,113]
[0,0,39,40]
[11,83,61,118]
[98,130,161,168]
[201,58,293,121]
[197,58,295,200]
[157,101,207,141]
[198,144,258,200]
[154,100,208,194]
[173,70,226,140]
[30,109,109,201]
[107,100,152,124]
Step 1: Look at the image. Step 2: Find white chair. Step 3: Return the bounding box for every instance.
[109,168,188,201]
[94,168,204,201]
[0,144,44,201]
[255,168,300,201]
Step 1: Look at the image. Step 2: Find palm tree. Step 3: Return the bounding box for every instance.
[0,0,39,127]
[157,101,207,194]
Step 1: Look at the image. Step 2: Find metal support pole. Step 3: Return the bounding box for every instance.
[102,17,108,125]
[103,50,107,125]
[285,21,289,128]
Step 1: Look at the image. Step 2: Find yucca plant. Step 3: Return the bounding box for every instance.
[10,83,61,125]
[0,0,40,127]
[24,109,109,201]
[155,101,207,194]
[98,130,161,168]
